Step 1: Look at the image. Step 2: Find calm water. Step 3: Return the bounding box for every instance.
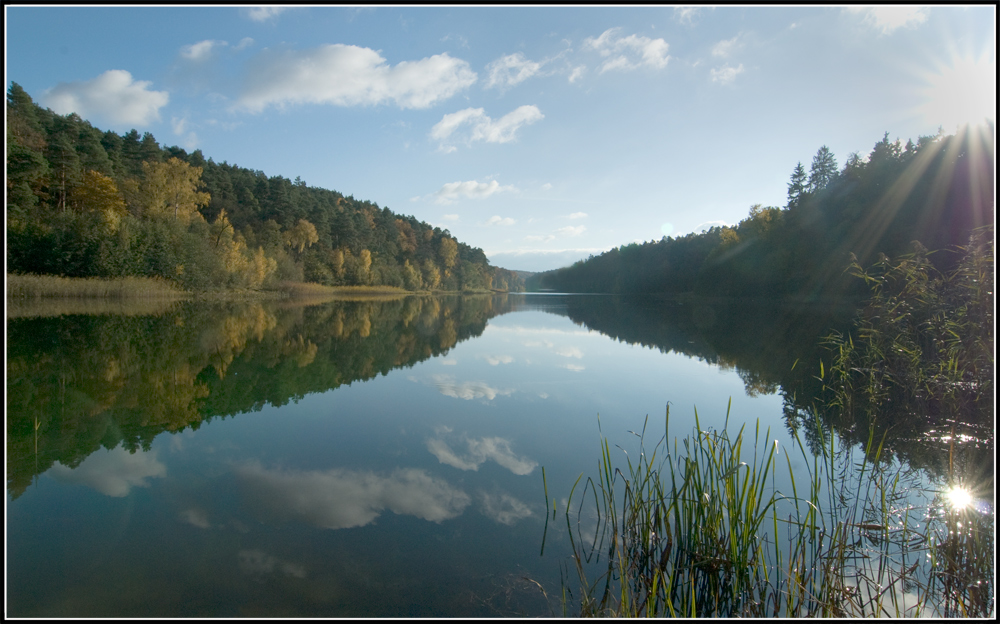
[5,294,989,617]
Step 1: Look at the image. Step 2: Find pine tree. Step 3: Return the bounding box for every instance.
[787,161,807,207]
[807,146,838,192]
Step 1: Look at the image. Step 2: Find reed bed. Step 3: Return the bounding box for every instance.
[7,273,187,300]
[276,281,412,300]
[544,403,993,617]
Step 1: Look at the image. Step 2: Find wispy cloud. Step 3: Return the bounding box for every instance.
[181,39,227,62]
[430,374,514,400]
[43,70,169,126]
[710,63,745,85]
[236,461,469,529]
[246,7,290,23]
[426,432,537,475]
[486,215,516,226]
[171,116,199,150]
[845,6,928,35]
[556,225,587,237]
[485,52,543,89]
[238,44,477,112]
[430,105,543,151]
[711,35,742,59]
[568,212,588,220]
[584,27,670,74]
[478,491,533,525]
[239,549,307,579]
[432,179,516,205]
[674,7,702,25]
[48,445,166,497]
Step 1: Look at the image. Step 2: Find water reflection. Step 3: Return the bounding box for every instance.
[235,461,471,529]
[426,428,537,475]
[5,292,992,617]
[7,295,504,497]
[48,445,166,497]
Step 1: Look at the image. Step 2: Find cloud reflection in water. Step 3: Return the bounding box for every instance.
[235,461,470,529]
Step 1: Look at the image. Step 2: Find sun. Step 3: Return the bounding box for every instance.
[945,485,975,511]
[918,52,996,131]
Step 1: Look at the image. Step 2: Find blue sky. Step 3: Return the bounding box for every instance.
[5,5,996,272]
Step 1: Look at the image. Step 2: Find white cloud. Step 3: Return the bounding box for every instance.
[179,508,212,529]
[479,491,533,525]
[238,44,477,112]
[236,461,470,529]
[584,28,670,74]
[845,6,928,34]
[568,65,587,83]
[562,363,586,372]
[246,7,289,22]
[171,116,199,150]
[695,220,729,232]
[710,63,745,85]
[442,213,459,221]
[486,215,516,226]
[568,212,588,220]
[430,105,543,151]
[433,179,515,205]
[711,35,741,59]
[555,346,584,359]
[557,225,587,237]
[48,445,166,497]
[486,52,543,89]
[181,39,226,61]
[431,374,514,400]
[542,183,553,191]
[481,354,514,365]
[239,549,307,579]
[426,434,537,475]
[234,37,255,51]
[674,7,701,25]
[43,70,169,126]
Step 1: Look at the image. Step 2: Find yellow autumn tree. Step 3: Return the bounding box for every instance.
[439,236,458,269]
[138,157,210,223]
[283,219,319,255]
[71,170,127,232]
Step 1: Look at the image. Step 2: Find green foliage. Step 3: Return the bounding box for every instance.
[6,295,505,497]
[539,126,993,301]
[551,407,992,617]
[5,83,521,293]
[819,231,993,465]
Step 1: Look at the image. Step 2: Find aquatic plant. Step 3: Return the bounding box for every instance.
[544,403,994,617]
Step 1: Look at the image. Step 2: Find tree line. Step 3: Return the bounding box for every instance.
[6,83,524,293]
[534,125,994,299]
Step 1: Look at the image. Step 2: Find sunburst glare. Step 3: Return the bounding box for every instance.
[945,485,975,511]
[918,52,997,131]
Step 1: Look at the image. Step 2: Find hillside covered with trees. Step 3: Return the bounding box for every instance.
[6,83,523,293]
[534,125,994,299]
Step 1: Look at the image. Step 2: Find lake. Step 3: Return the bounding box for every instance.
[5,294,991,617]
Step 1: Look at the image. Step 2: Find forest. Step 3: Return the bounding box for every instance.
[6,83,524,293]
[532,124,994,300]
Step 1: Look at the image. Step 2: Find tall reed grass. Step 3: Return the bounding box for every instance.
[543,402,993,617]
[7,273,186,300]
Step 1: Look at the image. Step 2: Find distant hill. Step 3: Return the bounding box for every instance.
[535,126,994,299]
[6,82,524,293]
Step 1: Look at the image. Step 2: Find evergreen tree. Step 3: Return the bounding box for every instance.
[787,161,807,208]
[807,145,838,192]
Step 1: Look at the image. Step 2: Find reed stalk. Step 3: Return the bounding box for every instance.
[546,402,993,617]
